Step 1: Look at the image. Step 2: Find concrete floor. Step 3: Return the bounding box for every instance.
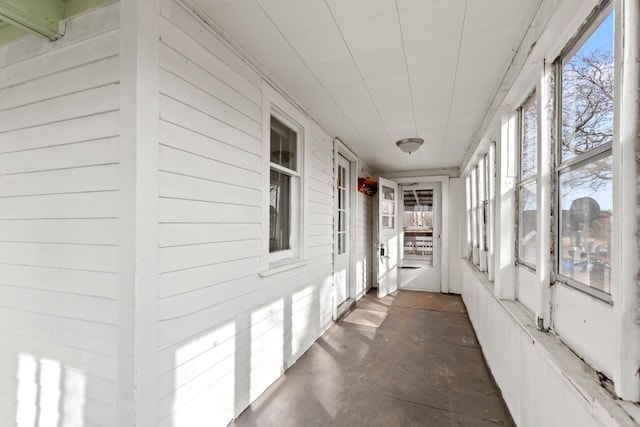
[230,290,514,427]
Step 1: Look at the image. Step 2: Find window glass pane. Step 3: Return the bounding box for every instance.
[521,93,538,180]
[382,185,395,201]
[518,181,537,265]
[465,175,472,252]
[558,155,612,293]
[470,169,478,247]
[269,169,291,253]
[403,189,433,266]
[561,11,614,162]
[271,116,297,171]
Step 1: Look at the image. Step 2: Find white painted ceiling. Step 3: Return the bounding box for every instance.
[187,0,540,173]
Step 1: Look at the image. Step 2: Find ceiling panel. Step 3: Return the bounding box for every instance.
[308,58,362,86]
[289,26,352,65]
[464,0,539,34]
[339,13,403,57]
[399,1,466,47]
[404,37,460,71]
[256,0,334,36]
[243,36,304,76]
[324,80,371,105]
[198,0,281,47]
[367,74,411,99]
[459,25,523,64]
[454,57,510,87]
[354,49,407,79]
[192,0,540,173]
[339,100,384,127]
[326,0,396,24]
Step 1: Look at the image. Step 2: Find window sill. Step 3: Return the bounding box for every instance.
[465,258,536,322]
[259,259,307,277]
[462,259,636,426]
[464,258,493,289]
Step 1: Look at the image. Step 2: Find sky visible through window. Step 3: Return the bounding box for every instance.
[581,11,613,54]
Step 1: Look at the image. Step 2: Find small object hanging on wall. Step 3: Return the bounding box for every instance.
[358,177,378,197]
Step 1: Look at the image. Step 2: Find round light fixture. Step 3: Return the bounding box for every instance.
[396,138,424,154]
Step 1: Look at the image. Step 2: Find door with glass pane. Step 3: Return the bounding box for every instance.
[335,154,350,307]
[375,177,399,298]
[399,183,441,292]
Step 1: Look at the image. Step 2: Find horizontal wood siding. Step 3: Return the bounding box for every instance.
[157,1,335,425]
[0,5,120,427]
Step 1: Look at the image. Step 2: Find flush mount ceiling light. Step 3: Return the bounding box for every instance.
[396,138,424,155]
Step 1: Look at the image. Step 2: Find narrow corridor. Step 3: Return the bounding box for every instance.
[231,290,513,426]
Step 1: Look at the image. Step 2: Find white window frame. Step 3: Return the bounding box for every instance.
[261,83,309,273]
[486,142,496,281]
[466,149,494,276]
[478,155,488,272]
[517,90,539,270]
[554,4,615,301]
[465,174,473,259]
[470,167,479,265]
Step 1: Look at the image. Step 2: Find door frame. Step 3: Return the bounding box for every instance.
[374,176,400,298]
[388,175,450,293]
[398,182,441,291]
[333,139,358,319]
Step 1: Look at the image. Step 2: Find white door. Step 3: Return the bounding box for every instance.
[375,177,399,299]
[335,154,350,307]
[399,183,441,292]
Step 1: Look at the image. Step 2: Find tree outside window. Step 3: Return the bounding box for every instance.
[558,10,614,295]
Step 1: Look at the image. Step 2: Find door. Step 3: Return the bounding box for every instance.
[375,177,399,298]
[335,154,350,307]
[399,183,441,292]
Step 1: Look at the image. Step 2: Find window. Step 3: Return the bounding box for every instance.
[337,161,347,255]
[465,148,495,275]
[380,185,396,229]
[557,8,614,296]
[470,167,478,264]
[465,175,473,258]
[403,189,434,266]
[269,114,302,263]
[518,91,538,267]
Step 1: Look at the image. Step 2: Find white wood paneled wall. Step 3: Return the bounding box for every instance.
[0,0,370,425]
[156,1,335,425]
[0,4,121,426]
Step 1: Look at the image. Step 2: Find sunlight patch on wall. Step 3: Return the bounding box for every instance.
[16,354,86,426]
[249,299,284,402]
[168,321,237,426]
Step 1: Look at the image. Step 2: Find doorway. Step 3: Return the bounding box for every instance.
[334,152,354,316]
[399,183,441,292]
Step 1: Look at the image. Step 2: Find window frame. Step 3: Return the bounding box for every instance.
[261,83,309,273]
[470,167,479,264]
[554,3,615,302]
[517,90,539,270]
[465,147,495,277]
[268,112,302,263]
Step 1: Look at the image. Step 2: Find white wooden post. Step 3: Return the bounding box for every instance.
[494,111,516,300]
[613,0,640,401]
[119,0,160,424]
[537,61,553,330]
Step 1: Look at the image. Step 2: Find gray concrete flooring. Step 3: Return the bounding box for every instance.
[230,290,514,427]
